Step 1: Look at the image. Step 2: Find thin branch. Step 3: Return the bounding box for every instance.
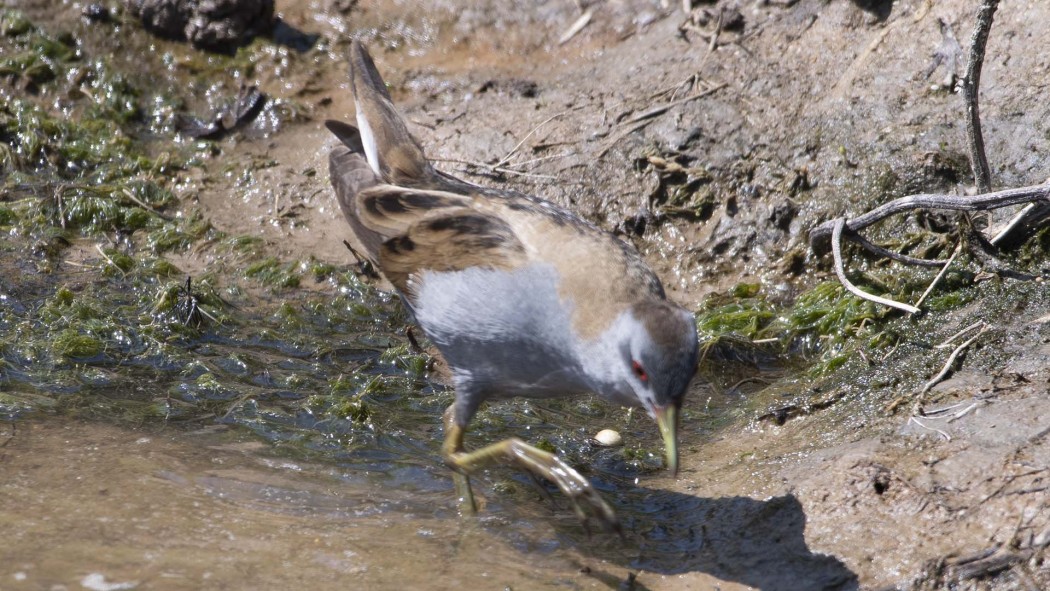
[946,402,979,424]
[492,106,584,170]
[990,203,1035,245]
[557,9,593,46]
[831,218,920,315]
[935,320,985,349]
[849,231,947,267]
[963,220,1037,280]
[433,157,562,181]
[919,324,989,395]
[908,416,951,441]
[915,242,962,309]
[962,0,999,192]
[990,201,1050,248]
[619,83,728,128]
[809,183,1050,252]
[94,244,126,278]
[121,188,176,222]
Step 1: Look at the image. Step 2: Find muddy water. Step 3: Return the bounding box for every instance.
[0,410,853,591]
[0,419,595,590]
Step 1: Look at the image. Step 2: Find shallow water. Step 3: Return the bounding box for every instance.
[0,404,857,591]
[1,237,821,589]
[0,419,613,590]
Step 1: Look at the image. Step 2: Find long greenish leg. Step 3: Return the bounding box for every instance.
[442,406,476,515]
[445,435,620,533]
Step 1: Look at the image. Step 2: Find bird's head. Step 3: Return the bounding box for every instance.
[604,299,699,476]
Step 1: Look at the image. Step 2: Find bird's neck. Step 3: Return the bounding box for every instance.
[576,311,637,407]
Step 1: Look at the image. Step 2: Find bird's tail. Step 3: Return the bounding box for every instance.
[346,40,434,186]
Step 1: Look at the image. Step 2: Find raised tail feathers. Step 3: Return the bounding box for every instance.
[348,40,433,186]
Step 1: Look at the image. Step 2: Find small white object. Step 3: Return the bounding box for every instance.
[80,573,138,591]
[594,429,623,447]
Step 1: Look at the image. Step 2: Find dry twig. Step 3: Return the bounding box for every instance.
[809,184,1050,253]
[935,320,985,349]
[914,242,962,309]
[919,323,988,395]
[908,416,951,441]
[558,9,593,45]
[94,244,126,277]
[831,218,920,314]
[120,188,176,222]
[962,0,999,192]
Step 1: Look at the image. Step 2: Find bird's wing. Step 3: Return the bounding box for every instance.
[352,186,528,296]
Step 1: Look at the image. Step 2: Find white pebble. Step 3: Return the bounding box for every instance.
[594,429,623,447]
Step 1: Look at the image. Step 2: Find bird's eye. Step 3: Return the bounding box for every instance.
[631,360,648,382]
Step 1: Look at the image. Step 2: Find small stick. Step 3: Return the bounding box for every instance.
[809,184,1050,252]
[597,83,728,158]
[436,158,561,181]
[848,232,946,267]
[976,468,1048,505]
[504,151,575,169]
[831,218,920,314]
[915,242,963,309]
[920,325,988,395]
[908,416,951,441]
[617,83,728,128]
[920,401,966,416]
[55,184,67,229]
[935,320,985,349]
[492,106,584,170]
[694,9,722,73]
[988,200,1050,248]
[558,9,593,46]
[946,402,979,423]
[880,339,901,362]
[962,0,1000,192]
[94,244,126,277]
[989,203,1035,245]
[121,188,176,221]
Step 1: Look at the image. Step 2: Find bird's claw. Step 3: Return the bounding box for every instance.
[446,435,621,534]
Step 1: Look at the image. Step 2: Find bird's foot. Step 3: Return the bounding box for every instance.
[446,437,620,534]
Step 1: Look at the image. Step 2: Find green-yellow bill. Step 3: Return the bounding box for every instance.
[654,405,679,477]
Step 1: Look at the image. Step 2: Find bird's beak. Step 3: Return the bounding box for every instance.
[653,404,679,477]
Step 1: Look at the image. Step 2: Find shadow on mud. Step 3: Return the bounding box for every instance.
[569,488,859,591]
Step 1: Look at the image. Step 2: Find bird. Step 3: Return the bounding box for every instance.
[325,41,699,531]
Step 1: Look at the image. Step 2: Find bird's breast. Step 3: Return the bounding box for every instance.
[411,263,590,394]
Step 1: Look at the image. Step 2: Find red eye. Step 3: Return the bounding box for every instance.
[631,360,648,382]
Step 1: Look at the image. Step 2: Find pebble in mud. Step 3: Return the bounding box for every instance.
[594,429,623,447]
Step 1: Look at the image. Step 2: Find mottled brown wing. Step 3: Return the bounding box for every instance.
[362,190,528,296]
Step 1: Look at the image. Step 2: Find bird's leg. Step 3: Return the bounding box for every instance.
[441,423,620,533]
[442,406,476,515]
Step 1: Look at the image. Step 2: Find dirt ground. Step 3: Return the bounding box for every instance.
[4,0,1050,589]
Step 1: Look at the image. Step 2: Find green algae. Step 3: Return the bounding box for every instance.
[245,257,301,289]
[53,330,103,359]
